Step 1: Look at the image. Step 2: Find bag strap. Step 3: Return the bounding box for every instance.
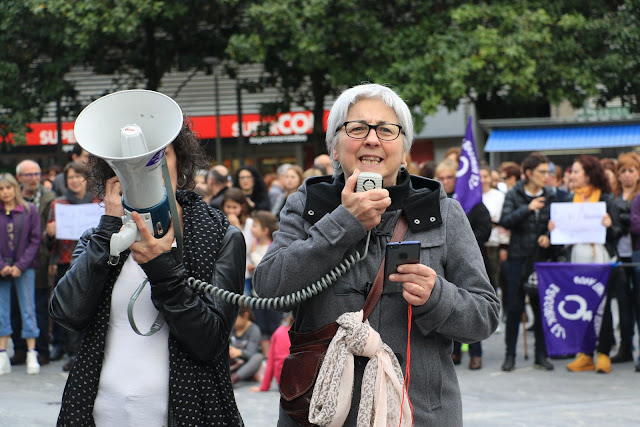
[362,214,408,321]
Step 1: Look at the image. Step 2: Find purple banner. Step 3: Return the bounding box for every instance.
[535,262,611,356]
[453,117,482,214]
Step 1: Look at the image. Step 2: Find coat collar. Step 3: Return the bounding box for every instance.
[302,170,444,232]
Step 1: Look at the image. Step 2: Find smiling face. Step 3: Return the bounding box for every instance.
[332,98,406,186]
[65,168,87,197]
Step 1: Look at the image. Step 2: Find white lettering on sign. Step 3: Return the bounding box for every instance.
[39,129,77,145]
[231,112,314,137]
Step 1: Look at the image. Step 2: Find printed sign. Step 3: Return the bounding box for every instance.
[55,203,105,241]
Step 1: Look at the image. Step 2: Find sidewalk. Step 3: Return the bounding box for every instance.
[1,327,638,426]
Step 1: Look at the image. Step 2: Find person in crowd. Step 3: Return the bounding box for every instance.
[601,158,619,196]
[546,162,570,201]
[490,169,502,190]
[208,164,230,209]
[52,144,90,197]
[628,186,640,372]
[193,169,212,204]
[10,160,55,367]
[0,173,42,375]
[222,188,255,295]
[444,146,461,164]
[499,161,522,193]
[229,307,264,386]
[271,165,304,219]
[254,83,499,425]
[250,313,293,392]
[561,165,572,192]
[268,164,291,209]
[247,210,281,356]
[234,165,271,212]
[49,123,245,425]
[480,164,509,298]
[47,162,99,371]
[499,152,556,372]
[302,167,324,180]
[435,160,492,370]
[549,154,621,374]
[313,154,333,175]
[610,152,640,364]
[418,160,437,180]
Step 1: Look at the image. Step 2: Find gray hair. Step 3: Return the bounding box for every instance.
[325,83,414,176]
[15,159,41,176]
[277,163,292,177]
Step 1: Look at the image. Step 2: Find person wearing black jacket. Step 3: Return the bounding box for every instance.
[499,153,556,372]
[435,160,492,370]
[49,124,245,426]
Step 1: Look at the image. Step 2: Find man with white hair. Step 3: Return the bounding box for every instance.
[11,160,55,365]
[313,154,333,175]
[208,164,231,210]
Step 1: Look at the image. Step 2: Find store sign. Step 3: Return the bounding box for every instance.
[24,110,330,146]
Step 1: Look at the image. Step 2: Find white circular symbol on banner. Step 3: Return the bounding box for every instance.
[456,156,469,178]
[558,295,592,321]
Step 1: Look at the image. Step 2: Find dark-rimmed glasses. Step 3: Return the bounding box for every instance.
[337,121,403,141]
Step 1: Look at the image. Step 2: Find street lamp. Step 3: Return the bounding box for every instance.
[204,57,223,164]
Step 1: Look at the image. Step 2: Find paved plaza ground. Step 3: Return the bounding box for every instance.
[0,323,638,426]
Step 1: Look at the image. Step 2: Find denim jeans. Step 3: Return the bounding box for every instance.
[0,268,39,339]
[11,286,51,356]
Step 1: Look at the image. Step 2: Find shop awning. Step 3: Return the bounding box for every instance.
[484,124,640,152]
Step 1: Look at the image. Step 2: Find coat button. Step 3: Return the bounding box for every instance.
[414,219,421,225]
[430,217,436,222]
[308,210,315,216]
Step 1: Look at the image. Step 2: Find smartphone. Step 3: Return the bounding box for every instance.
[384,241,421,292]
[356,172,383,192]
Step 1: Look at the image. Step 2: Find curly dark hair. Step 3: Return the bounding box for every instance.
[232,165,270,211]
[574,154,611,193]
[86,117,208,200]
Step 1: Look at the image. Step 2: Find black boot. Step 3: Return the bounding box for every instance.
[611,345,633,363]
[501,355,515,372]
[534,354,554,371]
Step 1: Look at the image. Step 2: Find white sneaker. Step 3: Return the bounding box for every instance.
[0,352,11,375]
[26,351,40,375]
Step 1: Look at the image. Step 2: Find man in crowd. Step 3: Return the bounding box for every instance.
[268,163,291,209]
[11,160,55,365]
[208,164,231,209]
[313,154,333,175]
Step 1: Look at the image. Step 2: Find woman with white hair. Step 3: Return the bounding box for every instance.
[254,83,499,426]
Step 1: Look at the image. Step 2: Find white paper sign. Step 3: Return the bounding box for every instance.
[55,203,105,241]
[550,202,606,245]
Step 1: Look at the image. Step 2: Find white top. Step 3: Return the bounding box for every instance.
[243,218,255,279]
[249,242,271,276]
[93,255,170,427]
[482,188,508,246]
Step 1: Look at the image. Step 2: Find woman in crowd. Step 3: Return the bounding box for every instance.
[254,83,499,425]
[271,165,304,218]
[499,152,557,372]
[0,173,42,375]
[550,154,621,374]
[222,187,254,295]
[49,122,245,425]
[229,307,264,385]
[46,162,99,370]
[233,165,271,212]
[610,152,640,364]
[434,159,492,370]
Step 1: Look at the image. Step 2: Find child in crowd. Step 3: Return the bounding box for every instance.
[222,188,254,295]
[229,307,263,385]
[250,313,293,392]
[247,211,283,356]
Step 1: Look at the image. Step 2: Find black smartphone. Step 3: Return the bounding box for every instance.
[384,241,421,292]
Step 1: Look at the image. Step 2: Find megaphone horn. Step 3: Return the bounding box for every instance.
[74,89,184,261]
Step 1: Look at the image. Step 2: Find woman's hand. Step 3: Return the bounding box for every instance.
[104,176,124,217]
[229,346,242,359]
[548,219,555,232]
[602,213,612,228]
[9,266,22,278]
[389,263,437,306]
[538,235,550,248]
[341,170,391,231]
[129,211,175,264]
[46,221,56,237]
[0,266,11,277]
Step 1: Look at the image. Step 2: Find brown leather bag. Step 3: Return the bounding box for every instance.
[279,216,408,425]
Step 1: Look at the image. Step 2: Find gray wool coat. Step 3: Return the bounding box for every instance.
[253,171,500,426]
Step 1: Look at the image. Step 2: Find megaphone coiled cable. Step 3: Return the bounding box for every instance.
[186,230,371,310]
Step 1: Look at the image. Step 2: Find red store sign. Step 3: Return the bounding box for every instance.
[24,111,330,146]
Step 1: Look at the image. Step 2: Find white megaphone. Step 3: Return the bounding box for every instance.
[74,89,183,263]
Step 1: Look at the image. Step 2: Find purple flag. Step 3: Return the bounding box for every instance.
[534,262,611,356]
[453,117,482,214]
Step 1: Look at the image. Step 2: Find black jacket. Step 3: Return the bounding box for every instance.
[499,181,557,260]
[50,191,245,426]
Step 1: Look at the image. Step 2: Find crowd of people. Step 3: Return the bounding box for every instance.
[0,83,638,426]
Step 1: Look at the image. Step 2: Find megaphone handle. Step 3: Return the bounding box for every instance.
[161,157,183,260]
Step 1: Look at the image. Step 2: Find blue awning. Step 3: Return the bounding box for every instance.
[484,124,640,152]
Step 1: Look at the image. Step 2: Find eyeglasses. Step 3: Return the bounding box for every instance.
[337,121,403,141]
[20,172,41,179]
[238,175,254,180]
